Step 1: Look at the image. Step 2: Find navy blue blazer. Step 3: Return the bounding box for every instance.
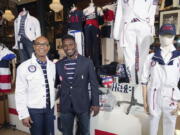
[55,55,99,113]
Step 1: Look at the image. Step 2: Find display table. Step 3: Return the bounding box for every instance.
[8,83,179,135]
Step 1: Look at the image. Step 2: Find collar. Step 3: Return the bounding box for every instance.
[64,54,79,61]
[152,46,180,65]
[36,58,47,65]
[31,53,49,65]
[18,11,30,20]
[160,44,176,53]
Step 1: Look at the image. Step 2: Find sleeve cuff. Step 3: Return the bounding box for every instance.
[18,110,30,120]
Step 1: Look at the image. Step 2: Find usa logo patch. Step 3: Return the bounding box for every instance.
[151,61,156,67]
[28,65,36,73]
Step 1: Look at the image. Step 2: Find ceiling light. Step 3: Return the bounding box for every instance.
[49,0,63,13]
[2,9,15,21]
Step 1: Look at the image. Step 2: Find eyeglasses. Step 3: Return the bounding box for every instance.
[34,42,49,46]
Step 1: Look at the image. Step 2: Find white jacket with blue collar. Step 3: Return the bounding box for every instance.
[141,46,180,109]
[15,53,55,120]
[13,12,41,49]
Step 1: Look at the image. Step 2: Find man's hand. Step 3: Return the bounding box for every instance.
[11,79,15,91]
[171,102,180,115]
[22,117,33,128]
[90,106,100,117]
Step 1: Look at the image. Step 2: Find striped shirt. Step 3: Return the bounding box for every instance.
[64,58,77,84]
[18,14,27,37]
[0,47,16,93]
[37,59,50,108]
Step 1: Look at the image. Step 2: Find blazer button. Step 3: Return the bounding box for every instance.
[70,86,72,89]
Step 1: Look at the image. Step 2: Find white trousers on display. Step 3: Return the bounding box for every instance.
[68,30,84,55]
[101,38,114,65]
[119,22,154,83]
[149,96,177,135]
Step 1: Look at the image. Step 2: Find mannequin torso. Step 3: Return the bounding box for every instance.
[83,3,95,17]
[83,2,103,19]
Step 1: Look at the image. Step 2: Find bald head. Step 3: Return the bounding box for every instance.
[33,36,50,61]
[34,36,49,46]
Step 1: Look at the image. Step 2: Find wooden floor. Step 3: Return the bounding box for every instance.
[0,128,30,135]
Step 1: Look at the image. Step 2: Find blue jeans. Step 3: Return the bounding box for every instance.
[84,25,100,67]
[28,108,55,135]
[18,36,34,63]
[60,112,90,135]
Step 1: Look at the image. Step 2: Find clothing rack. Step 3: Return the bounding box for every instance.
[117,86,143,114]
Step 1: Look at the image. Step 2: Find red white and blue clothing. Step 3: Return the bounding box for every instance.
[113,0,157,83]
[141,45,180,135]
[0,45,16,93]
[68,10,85,55]
[68,10,85,32]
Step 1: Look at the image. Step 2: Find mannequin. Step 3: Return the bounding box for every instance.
[70,4,77,12]
[20,8,27,16]
[101,3,116,64]
[141,24,180,135]
[0,43,16,93]
[113,0,157,83]
[13,8,41,63]
[83,0,104,67]
[0,43,16,128]
[68,4,85,55]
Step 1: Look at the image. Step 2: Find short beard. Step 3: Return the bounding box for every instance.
[67,50,77,58]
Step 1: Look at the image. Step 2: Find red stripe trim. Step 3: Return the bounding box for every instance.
[0,90,12,93]
[86,19,99,28]
[9,108,18,115]
[95,129,117,135]
[0,75,11,83]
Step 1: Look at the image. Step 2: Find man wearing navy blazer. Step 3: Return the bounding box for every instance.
[56,34,100,135]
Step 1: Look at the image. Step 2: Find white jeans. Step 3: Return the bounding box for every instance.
[148,95,177,135]
[119,21,154,83]
[68,30,84,55]
[101,38,114,65]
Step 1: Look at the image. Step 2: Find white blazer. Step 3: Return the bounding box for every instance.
[15,53,56,120]
[13,12,41,49]
[141,47,180,103]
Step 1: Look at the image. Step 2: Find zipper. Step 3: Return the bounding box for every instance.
[153,88,156,110]
[171,88,175,101]
[170,88,175,106]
